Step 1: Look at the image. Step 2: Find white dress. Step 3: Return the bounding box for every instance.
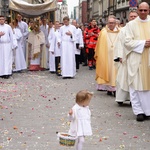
[68,103,92,137]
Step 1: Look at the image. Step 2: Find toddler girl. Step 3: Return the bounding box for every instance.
[68,90,93,150]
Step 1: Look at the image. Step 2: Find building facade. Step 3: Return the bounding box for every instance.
[85,0,149,27]
[79,0,87,24]
[0,0,9,17]
[60,0,68,22]
[73,6,79,21]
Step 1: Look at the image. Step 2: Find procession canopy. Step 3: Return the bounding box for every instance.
[9,0,57,17]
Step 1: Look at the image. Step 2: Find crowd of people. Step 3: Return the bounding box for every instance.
[95,2,150,122]
[0,14,101,79]
[0,2,150,123]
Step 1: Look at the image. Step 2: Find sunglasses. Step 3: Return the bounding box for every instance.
[139,9,148,12]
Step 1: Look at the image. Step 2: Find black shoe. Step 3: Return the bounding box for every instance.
[113,91,116,97]
[56,73,62,76]
[107,91,112,95]
[3,75,10,79]
[13,70,22,73]
[136,114,145,121]
[92,65,96,69]
[117,102,123,105]
[50,71,56,74]
[89,67,93,70]
[0,75,5,78]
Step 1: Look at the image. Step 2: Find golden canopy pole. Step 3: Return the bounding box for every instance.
[10,10,13,22]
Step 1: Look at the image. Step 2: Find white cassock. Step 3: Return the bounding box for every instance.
[59,24,76,77]
[48,27,56,72]
[114,26,130,102]
[125,16,150,116]
[40,24,49,68]
[53,29,61,57]
[74,28,84,55]
[0,24,13,76]
[18,21,29,58]
[13,28,27,72]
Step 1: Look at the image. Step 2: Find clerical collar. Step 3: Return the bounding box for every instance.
[107,26,119,33]
[137,16,150,22]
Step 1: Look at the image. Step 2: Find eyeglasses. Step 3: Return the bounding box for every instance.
[139,9,148,12]
[108,22,116,24]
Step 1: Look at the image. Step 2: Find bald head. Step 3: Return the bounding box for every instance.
[138,2,149,20]
[138,2,149,8]
[72,20,77,27]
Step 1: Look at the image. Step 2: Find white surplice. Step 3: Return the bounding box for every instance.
[0,24,13,76]
[40,24,49,68]
[48,27,55,72]
[74,28,84,55]
[18,21,29,58]
[59,24,76,77]
[114,26,130,102]
[53,29,61,57]
[13,28,27,71]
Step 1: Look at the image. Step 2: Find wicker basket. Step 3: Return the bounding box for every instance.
[57,132,77,147]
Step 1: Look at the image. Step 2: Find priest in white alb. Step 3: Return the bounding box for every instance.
[125,2,150,121]
[11,19,27,72]
[59,16,76,78]
[0,15,13,79]
[114,10,138,105]
[17,14,29,58]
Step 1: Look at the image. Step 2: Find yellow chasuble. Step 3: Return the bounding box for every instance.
[94,26,120,86]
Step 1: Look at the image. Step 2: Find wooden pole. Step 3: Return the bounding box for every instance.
[10,10,13,22]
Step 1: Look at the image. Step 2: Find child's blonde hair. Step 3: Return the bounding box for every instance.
[76,90,93,104]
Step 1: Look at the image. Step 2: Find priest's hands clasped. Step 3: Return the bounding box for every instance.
[65,30,72,36]
[0,31,5,37]
[145,39,150,48]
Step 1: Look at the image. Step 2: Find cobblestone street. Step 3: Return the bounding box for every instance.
[0,66,150,150]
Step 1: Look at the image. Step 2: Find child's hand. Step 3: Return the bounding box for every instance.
[69,109,73,116]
